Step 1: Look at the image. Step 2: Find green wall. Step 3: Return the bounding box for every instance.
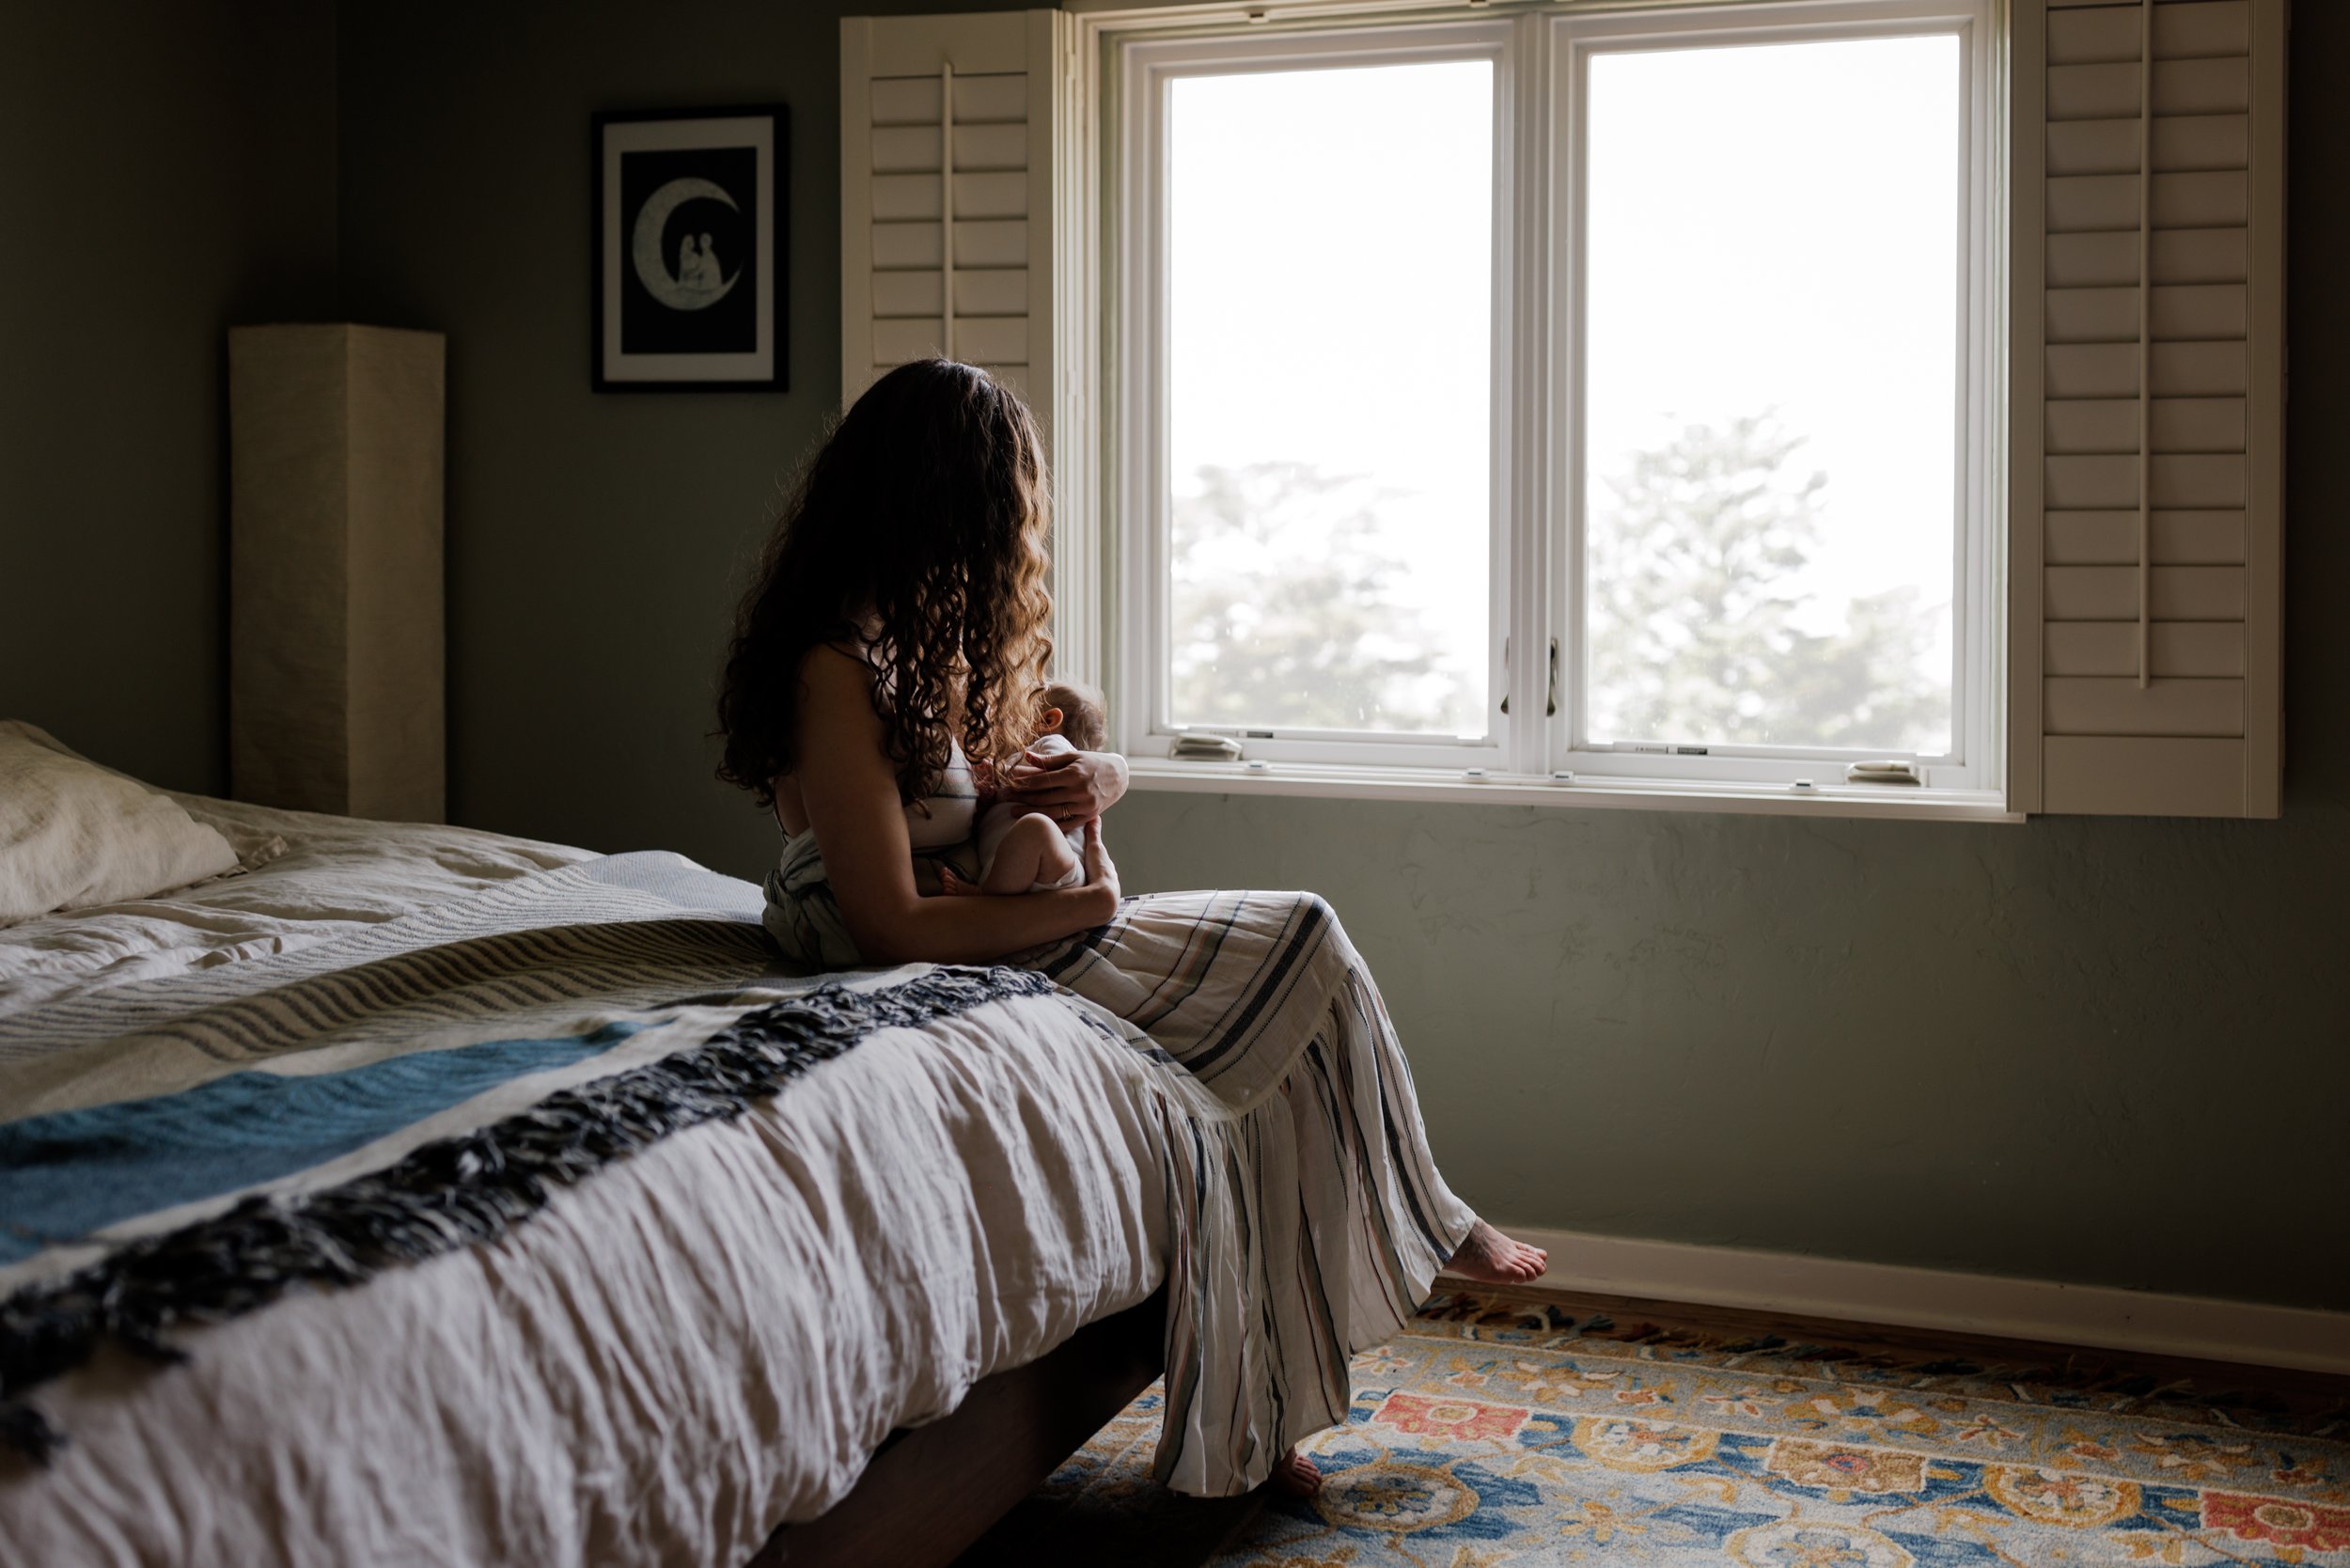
[336,0,964,862]
[1111,794,2350,1308]
[21,0,2340,1311]
[0,1,338,794]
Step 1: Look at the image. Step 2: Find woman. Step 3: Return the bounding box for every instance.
[716,359,1544,1497]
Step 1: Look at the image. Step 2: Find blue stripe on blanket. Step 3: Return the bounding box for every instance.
[0,1021,653,1265]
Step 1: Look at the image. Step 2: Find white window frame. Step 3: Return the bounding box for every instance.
[1116,20,1518,772]
[1549,0,1999,794]
[1088,0,2012,821]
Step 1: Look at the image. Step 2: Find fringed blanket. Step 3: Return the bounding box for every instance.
[2,844,1480,1566]
[0,855,1045,1463]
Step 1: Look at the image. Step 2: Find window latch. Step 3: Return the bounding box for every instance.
[1499,637,1560,717]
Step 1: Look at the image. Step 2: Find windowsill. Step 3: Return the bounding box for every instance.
[1126,760,2020,823]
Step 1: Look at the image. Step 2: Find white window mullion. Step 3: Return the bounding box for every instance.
[1505,8,1557,778]
[1543,6,1584,779]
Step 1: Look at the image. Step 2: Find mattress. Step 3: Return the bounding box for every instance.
[0,800,1170,1568]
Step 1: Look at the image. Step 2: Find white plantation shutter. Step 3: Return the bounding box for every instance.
[2013,0,2286,816]
[839,10,1072,411]
[840,8,1094,676]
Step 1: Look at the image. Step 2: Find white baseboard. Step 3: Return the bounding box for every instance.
[1463,1226,2350,1376]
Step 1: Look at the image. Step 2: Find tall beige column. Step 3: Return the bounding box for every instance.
[229,324,446,823]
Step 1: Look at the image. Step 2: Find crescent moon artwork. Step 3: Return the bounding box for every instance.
[597,106,784,390]
[630,177,740,311]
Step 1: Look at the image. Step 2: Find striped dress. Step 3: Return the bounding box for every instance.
[761,768,1480,1497]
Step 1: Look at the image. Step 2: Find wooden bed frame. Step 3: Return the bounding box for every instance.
[749,1289,1167,1568]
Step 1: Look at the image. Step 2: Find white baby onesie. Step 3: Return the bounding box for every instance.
[974,733,1089,890]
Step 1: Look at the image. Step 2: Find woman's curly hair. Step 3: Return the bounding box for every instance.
[717,359,1053,810]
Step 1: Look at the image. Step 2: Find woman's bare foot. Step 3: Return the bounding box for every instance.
[1272,1446,1324,1497]
[1444,1220,1549,1285]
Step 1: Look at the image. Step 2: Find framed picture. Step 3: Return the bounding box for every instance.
[594,106,786,391]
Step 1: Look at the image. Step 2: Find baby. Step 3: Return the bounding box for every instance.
[960,681,1108,895]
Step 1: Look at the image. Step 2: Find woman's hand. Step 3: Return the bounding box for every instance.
[1080,817,1120,902]
[999,747,1130,826]
[1055,818,1119,931]
[791,647,1116,964]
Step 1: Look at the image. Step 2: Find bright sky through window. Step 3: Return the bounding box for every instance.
[1582,35,1963,755]
[1166,60,1494,737]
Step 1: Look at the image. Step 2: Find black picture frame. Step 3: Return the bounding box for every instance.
[593,105,787,392]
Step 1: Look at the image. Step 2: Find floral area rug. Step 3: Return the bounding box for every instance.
[955,1289,2349,1567]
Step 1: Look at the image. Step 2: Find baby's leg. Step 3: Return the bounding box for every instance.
[980,812,1081,894]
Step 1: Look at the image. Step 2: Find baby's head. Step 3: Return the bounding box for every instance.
[1037,680,1107,750]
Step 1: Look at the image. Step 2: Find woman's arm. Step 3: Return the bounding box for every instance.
[793,648,1118,964]
[995,745,1131,827]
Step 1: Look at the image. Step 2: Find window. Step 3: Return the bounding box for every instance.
[1166,57,1495,745]
[1116,0,1998,803]
[1581,34,1961,760]
[846,0,2288,820]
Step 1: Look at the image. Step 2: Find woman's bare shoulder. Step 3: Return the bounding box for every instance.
[795,642,888,731]
[798,639,875,690]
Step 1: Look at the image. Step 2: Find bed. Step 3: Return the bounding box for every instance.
[0,745,1183,1567]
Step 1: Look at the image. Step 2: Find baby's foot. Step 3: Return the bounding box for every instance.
[1272,1446,1324,1497]
[1444,1221,1548,1285]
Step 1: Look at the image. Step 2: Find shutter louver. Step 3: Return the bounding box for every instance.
[839,10,1068,412]
[2013,0,2285,816]
[841,8,1096,681]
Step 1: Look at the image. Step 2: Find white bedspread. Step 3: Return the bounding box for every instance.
[0,810,1171,1568]
[0,796,590,1021]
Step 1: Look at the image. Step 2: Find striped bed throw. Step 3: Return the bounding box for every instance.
[5,849,1479,1501]
[0,853,1044,1460]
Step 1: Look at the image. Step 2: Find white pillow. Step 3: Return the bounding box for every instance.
[0,722,241,925]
